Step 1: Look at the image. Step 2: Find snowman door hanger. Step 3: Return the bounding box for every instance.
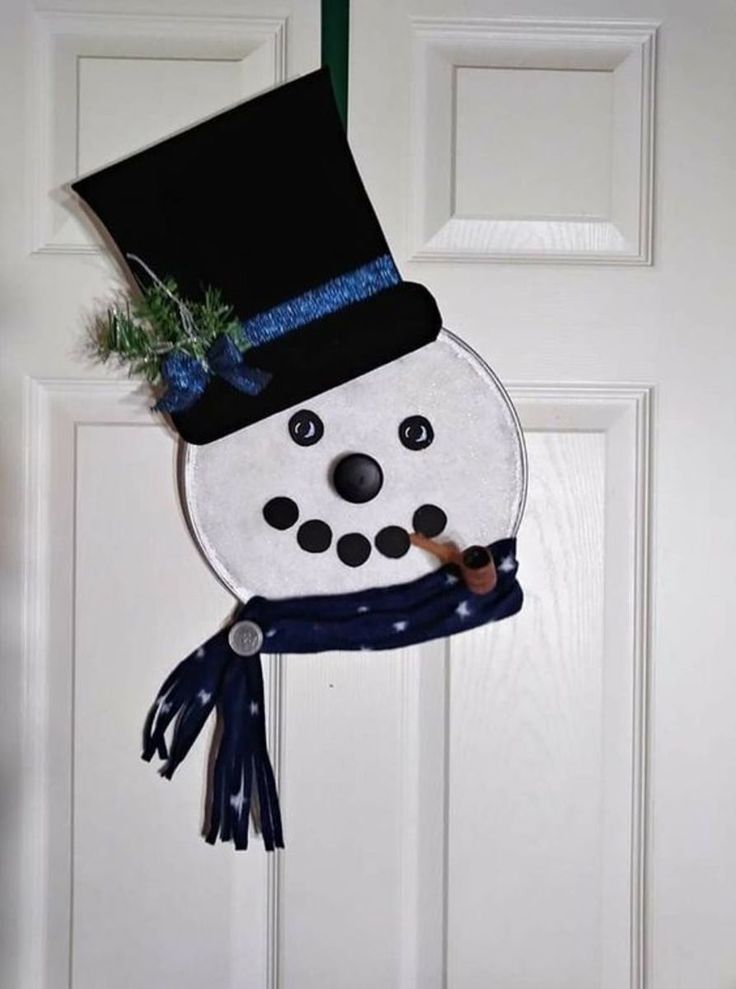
[73,69,527,851]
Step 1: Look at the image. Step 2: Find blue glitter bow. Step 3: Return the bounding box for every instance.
[155,335,272,413]
[123,254,271,415]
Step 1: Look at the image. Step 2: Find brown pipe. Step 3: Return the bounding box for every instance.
[409,533,497,595]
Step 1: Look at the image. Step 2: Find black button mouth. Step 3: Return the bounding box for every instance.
[296,519,332,553]
[263,495,448,569]
[337,533,372,567]
[263,496,299,530]
[412,504,447,538]
[375,526,410,559]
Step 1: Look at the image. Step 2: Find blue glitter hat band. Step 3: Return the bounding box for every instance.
[241,253,400,347]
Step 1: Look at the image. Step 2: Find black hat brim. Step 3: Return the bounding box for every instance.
[172,280,441,445]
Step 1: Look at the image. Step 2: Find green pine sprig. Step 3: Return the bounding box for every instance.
[89,278,245,385]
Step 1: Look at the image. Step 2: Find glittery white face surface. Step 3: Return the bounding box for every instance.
[182,331,526,600]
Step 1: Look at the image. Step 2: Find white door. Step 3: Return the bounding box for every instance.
[3,1,735,988]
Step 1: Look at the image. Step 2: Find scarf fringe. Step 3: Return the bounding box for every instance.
[204,658,284,851]
[142,632,283,850]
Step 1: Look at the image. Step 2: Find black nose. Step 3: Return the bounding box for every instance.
[332,453,384,503]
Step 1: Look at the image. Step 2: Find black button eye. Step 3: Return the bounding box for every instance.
[399,415,434,451]
[288,409,324,446]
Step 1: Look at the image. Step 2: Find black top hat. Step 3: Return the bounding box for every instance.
[72,69,441,445]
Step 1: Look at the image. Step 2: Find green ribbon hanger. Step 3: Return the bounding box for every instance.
[321,0,349,129]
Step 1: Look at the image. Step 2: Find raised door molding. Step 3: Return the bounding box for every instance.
[28,11,286,255]
[410,19,657,264]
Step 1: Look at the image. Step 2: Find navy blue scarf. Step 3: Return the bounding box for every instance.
[143,537,522,850]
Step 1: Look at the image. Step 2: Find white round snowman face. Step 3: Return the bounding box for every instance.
[182,330,526,600]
